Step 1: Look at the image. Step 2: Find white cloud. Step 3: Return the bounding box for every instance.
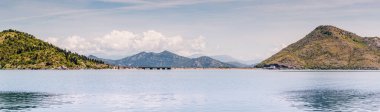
[45,30,206,58]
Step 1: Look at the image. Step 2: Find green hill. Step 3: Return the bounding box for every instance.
[256,25,380,69]
[0,29,109,69]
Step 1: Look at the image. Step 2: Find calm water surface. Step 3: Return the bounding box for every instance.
[1,70,380,112]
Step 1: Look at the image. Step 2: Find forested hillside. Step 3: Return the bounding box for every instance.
[0,29,109,69]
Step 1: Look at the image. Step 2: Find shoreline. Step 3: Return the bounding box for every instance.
[2,68,380,71]
[0,67,258,70]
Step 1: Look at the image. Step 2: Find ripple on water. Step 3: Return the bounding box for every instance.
[0,92,72,111]
[285,89,380,112]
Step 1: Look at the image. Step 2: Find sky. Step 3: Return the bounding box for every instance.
[1,0,380,61]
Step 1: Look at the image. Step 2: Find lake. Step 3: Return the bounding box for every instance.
[1,70,380,112]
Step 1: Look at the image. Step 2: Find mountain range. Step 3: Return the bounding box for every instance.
[190,54,260,67]
[4,25,379,70]
[256,25,380,69]
[89,51,236,68]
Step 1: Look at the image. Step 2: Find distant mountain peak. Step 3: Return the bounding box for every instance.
[159,50,175,55]
[310,25,359,38]
[196,56,210,59]
[92,50,235,68]
[135,51,148,55]
[315,25,339,30]
[314,25,353,34]
[161,50,171,53]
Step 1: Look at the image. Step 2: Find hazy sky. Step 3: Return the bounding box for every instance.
[1,0,380,60]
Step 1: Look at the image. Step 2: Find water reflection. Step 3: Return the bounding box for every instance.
[0,92,70,111]
[99,93,206,111]
[286,89,380,112]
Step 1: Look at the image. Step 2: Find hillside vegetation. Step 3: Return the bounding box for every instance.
[0,29,109,69]
[256,25,380,69]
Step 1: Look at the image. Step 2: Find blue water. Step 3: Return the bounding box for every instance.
[1,70,380,112]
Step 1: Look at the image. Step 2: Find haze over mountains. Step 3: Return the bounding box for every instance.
[257,25,380,69]
[190,54,260,67]
[89,51,236,68]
